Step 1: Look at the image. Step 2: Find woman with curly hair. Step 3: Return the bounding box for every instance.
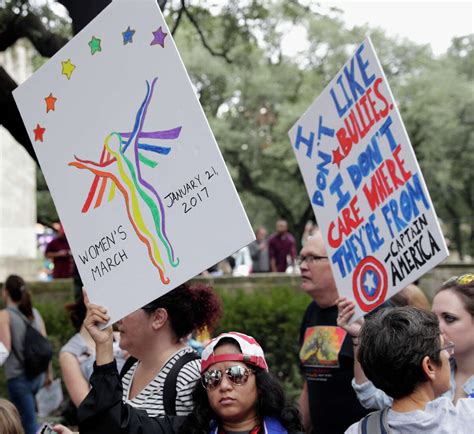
[54,294,302,434]
[113,282,222,417]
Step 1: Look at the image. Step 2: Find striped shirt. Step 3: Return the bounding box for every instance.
[121,346,201,416]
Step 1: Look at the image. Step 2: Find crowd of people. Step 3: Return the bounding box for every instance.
[0,227,473,434]
[206,219,311,277]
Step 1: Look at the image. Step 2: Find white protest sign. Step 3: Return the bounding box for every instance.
[13,0,254,324]
[289,38,448,319]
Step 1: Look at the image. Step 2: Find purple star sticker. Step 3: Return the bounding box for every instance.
[150,26,167,47]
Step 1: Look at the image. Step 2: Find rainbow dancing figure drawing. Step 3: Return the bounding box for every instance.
[69,77,180,284]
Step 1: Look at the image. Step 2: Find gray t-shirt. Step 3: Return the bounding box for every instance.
[60,333,95,381]
[4,306,43,380]
[60,333,127,381]
[345,397,474,434]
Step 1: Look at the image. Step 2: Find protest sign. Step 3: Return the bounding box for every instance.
[13,0,254,324]
[289,37,448,319]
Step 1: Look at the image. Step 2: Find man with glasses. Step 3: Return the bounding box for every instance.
[298,231,369,433]
[345,306,473,433]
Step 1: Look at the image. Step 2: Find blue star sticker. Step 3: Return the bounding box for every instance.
[122,26,135,45]
[363,270,378,297]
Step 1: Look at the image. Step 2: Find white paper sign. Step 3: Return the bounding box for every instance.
[289,38,448,318]
[13,0,254,324]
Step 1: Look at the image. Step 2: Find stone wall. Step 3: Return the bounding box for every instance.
[0,40,38,281]
[13,262,473,305]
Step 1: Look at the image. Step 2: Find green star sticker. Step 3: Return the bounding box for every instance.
[88,36,102,55]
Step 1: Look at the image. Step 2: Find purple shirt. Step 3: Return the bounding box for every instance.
[268,232,296,272]
[45,236,73,278]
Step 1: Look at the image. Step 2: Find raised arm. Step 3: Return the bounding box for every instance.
[0,310,11,352]
[83,290,114,366]
[79,291,185,433]
[59,351,91,407]
[336,298,392,409]
[299,380,313,433]
[78,360,184,434]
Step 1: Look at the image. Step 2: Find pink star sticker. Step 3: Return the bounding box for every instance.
[150,26,167,47]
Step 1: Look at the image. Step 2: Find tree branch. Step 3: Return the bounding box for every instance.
[171,5,185,36]
[180,0,232,64]
[57,0,110,35]
[229,151,295,228]
[0,11,68,56]
[0,67,37,163]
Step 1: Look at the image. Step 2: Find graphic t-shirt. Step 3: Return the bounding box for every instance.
[299,301,369,434]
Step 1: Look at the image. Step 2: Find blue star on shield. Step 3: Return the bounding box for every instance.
[362,269,380,297]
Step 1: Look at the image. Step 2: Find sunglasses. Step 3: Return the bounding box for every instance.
[201,365,254,390]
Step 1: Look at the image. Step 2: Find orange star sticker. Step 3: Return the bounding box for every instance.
[332,147,345,168]
[45,93,57,113]
[33,124,46,142]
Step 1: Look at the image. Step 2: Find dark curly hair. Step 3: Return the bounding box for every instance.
[141,282,222,341]
[178,338,303,433]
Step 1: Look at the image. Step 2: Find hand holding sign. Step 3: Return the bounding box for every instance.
[83,290,114,365]
[13,0,254,324]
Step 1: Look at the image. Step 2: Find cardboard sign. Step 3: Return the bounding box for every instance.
[289,38,448,318]
[13,0,254,324]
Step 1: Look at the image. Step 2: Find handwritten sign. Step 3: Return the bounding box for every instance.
[13,0,254,324]
[289,38,448,318]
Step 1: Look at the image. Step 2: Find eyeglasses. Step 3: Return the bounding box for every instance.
[201,365,254,390]
[443,274,474,286]
[297,255,328,265]
[439,341,455,356]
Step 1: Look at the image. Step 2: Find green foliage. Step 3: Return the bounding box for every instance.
[170,2,474,253]
[32,1,474,253]
[215,287,309,400]
[35,302,75,355]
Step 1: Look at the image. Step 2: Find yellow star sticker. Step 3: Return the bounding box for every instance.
[61,59,76,80]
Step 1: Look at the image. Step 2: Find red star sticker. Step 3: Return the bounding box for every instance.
[33,124,46,142]
[45,93,57,113]
[332,147,345,168]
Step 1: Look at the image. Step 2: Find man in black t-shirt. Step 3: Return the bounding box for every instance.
[298,231,369,434]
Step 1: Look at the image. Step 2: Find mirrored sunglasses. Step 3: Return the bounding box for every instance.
[201,365,254,390]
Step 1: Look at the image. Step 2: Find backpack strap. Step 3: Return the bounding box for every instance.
[358,407,390,434]
[119,356,138,379]
[7,308,30,362]
[163,350,200,416]
[7,307,30,325]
